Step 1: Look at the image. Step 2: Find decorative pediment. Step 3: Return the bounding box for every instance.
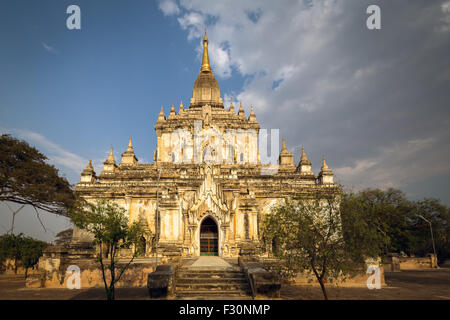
[188,165,229,225]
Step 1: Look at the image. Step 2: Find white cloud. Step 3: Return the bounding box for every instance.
[178,11,205,40]
[440,1,450,31]
[158,0,180,16]
[41,42,58,54]
[158,1,450,200]
[334,136,450,190]
[2,128,86,174]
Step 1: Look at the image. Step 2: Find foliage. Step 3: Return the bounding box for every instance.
[0,134,75,216]
[409,198,450,263]
[71,200,147,300]
[54,228,73,246]
[0,233,48,277]
[262,193,381,300]
[342,188,450,264]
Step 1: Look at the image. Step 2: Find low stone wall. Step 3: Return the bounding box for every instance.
[27,258,157,288]
[285,258,386,288]
[398,255,437,270]
[1,259,40,276]
[383,254,438,271]
[26,243,162,289]
[292,267,386,288]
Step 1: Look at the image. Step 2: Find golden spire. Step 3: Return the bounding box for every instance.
[229,97,234,113]
[249,105,257,122]
[82,159,95,175]
[127,137,134,152]
[107,146,115,162]
[300,146,311,165]
[121,137,138,165]
[157,104,165,122]
[179,99,184,113]
[319,155,333,183]
[201,30,211,72]
[103,146,117,170]
[279,137,294,166]
[238,101,245,117]
[322,156,329,169]
[281,137,287,151]
[169,102,176,117]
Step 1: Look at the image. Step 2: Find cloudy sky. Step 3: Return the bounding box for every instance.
[1,0,449,242]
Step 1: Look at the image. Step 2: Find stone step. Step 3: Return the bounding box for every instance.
[178,268,242,273]
[177,274,246,281]
[175,266,250,298]
[176,277,248,284]
[176,283,249,291]
[177,271,244,277]
[176,290,250,297]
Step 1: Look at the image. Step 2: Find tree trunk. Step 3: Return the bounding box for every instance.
[108,244,116,300]
[318,278,328,300]
[311,264,328,300]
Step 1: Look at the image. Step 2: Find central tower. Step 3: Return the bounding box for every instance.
[190,31,224,108]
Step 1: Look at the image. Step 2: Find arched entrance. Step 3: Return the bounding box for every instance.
[200,217,218,256]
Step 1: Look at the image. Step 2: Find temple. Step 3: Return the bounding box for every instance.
[73,32,339,258]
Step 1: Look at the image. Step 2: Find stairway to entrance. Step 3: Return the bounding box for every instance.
[175,257,251,299]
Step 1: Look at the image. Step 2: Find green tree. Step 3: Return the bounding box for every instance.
[21,236,47,278]
[0,233,47,276]
[71,200,147,300]
[0,134,75,218]
[0,233,23,273]
[410,198,450,264]
[342,188,450,264]
[340,190,396,257]
[262,193,382,300]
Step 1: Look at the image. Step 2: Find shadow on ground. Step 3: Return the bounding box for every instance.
[1,268,449,300]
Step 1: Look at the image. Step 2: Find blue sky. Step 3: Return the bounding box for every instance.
[0,0,245,182]
[1,0,450,242]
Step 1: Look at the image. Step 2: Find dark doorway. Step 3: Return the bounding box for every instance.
[200,217,218,256]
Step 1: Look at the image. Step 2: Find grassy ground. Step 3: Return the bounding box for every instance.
[0,269,449,300]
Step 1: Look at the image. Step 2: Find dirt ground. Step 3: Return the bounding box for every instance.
[0,269,449,300]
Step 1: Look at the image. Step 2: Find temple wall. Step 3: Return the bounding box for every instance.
[156,125,259,165]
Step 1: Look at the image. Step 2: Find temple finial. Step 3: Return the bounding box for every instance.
[121,137,138,165]
[322,156,329,169]
[179,99,184,113]
[103,146,117,170]
[229,97,234,113]
[318,155,333,184]
[201,29,211,72]
[238,101,245,117]
[157,104,165,122]
[108,146,114,160]
[282,137,287,150]
[299,146,311,166]
[170,102,176,117]
[249,105,257,122]
[81,159,96,182]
